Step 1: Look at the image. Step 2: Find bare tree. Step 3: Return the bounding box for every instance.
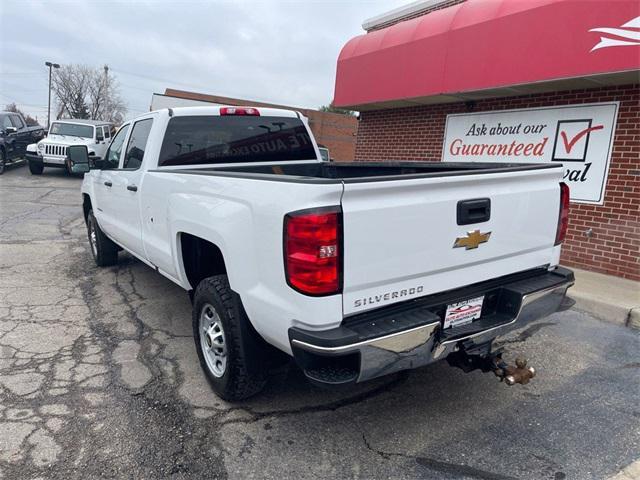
[87,65,127,125]
[52,64,127,124]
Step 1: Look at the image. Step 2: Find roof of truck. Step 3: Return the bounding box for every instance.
[51,119,113,126]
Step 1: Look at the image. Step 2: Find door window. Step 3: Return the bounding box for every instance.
[10,115,25,129]
[104,124,130,168]
[96,126,104,142]
[1,115,12,130]
[103,126,111,139]
[122,118,153,170]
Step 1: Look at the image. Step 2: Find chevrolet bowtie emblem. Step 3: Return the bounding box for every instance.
[453,230,492,250]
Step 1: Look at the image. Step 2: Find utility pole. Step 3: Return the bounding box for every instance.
[45,61,60,130]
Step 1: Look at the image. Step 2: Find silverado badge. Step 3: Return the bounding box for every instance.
[453,230,491,250]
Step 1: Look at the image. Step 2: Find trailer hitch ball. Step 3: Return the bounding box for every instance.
[503,358,536,386]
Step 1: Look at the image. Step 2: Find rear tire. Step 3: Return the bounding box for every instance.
[0,149,6,175]
[28,161,43,175]
[87,209,118,267]
[192,275,269,401]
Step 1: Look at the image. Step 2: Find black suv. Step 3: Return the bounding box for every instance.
[0,112,45,174]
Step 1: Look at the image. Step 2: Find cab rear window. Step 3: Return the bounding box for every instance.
[158,116,315,166]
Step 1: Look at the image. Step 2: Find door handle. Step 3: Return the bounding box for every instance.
[104,181,112,187]
[457,198,491,225]
[127,185,138,192]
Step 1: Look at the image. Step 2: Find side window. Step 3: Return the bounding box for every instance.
[122,118,153,170]
[103,126,110,139]
[104,124,130,168]
[96,126,104,142]
[10,115,25,129]
[1,115,12,130]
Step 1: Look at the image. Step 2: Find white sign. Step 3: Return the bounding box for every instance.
[442,102,619,204]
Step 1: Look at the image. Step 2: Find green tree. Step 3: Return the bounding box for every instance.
[318,103,356,117]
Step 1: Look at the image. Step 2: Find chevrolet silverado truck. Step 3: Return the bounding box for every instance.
[69,106,574,400]
[25,119,114,175]
[0,111,45,174]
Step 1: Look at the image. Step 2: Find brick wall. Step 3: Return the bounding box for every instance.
[353,84,640,280]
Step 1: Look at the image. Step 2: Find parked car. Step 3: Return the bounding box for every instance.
[0,112,45,174]
[25,119,114,175]
[69,106,574,401]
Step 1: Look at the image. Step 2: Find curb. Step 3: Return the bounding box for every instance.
[569,292,640,330]
[607,459,640,480]
[564,266,639,330]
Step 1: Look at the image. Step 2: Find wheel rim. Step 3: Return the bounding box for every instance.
[199,303,227,378]
[88,219,97,258]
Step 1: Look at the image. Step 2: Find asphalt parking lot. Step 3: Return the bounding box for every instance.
[0,163,638,480]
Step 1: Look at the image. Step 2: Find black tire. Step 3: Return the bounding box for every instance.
[0,149,6,175]
[87,209,118,267]
[193,275,269,401]
[28,161,43,175]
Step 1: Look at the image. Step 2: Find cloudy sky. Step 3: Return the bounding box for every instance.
[1,0,407,123]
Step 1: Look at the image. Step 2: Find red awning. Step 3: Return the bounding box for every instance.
[333,0,640,110]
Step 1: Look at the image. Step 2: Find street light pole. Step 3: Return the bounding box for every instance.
[45,61,60,130]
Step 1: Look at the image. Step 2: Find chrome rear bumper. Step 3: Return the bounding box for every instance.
[289,267,574,385]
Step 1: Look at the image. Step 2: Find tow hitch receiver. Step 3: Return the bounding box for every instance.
[496,357,536,386]
[447,343,536,386]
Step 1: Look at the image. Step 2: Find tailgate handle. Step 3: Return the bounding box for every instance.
[457,198,491,225]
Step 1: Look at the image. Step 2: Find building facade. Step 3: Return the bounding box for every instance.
[334,0,639,280]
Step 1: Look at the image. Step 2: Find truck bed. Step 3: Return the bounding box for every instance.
[159,161,557,183]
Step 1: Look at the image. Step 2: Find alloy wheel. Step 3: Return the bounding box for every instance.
[199,303,227,377]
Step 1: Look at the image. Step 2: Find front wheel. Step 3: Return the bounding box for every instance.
[86,209,118,266]
[192,275,269,401]
[28,160,43,175]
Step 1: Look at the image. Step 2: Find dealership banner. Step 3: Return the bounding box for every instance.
[442,102,619,204]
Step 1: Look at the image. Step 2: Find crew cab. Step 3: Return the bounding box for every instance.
[69,106,573,400]
[25,119,113,175]
[0,112,45,174]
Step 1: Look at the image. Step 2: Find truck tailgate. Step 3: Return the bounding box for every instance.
[341,167,563,316]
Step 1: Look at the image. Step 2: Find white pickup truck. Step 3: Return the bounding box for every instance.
[69,106,574,400]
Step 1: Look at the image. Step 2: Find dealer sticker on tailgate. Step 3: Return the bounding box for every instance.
[444,296,484,329]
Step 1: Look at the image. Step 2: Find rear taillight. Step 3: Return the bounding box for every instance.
[284,207,342,296]
[555,182,570,245]
[220,107,260,116]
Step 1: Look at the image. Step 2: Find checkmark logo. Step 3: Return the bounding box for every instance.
[552,119,603,162]
[560,124,603,153]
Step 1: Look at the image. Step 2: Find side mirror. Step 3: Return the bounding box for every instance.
[90,157,108,169]
[67,145,90,174]
[5,126,17,134]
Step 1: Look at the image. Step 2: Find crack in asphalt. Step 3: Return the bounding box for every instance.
[361,432,519,480]
[211,371,408,426]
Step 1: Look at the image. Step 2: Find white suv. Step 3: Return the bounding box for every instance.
[26,119,114,175]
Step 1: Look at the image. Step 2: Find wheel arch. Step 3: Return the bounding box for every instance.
[82,194,92,223]
[178,232,228,292]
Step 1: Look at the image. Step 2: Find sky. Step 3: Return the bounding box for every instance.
[0,0,408,124]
